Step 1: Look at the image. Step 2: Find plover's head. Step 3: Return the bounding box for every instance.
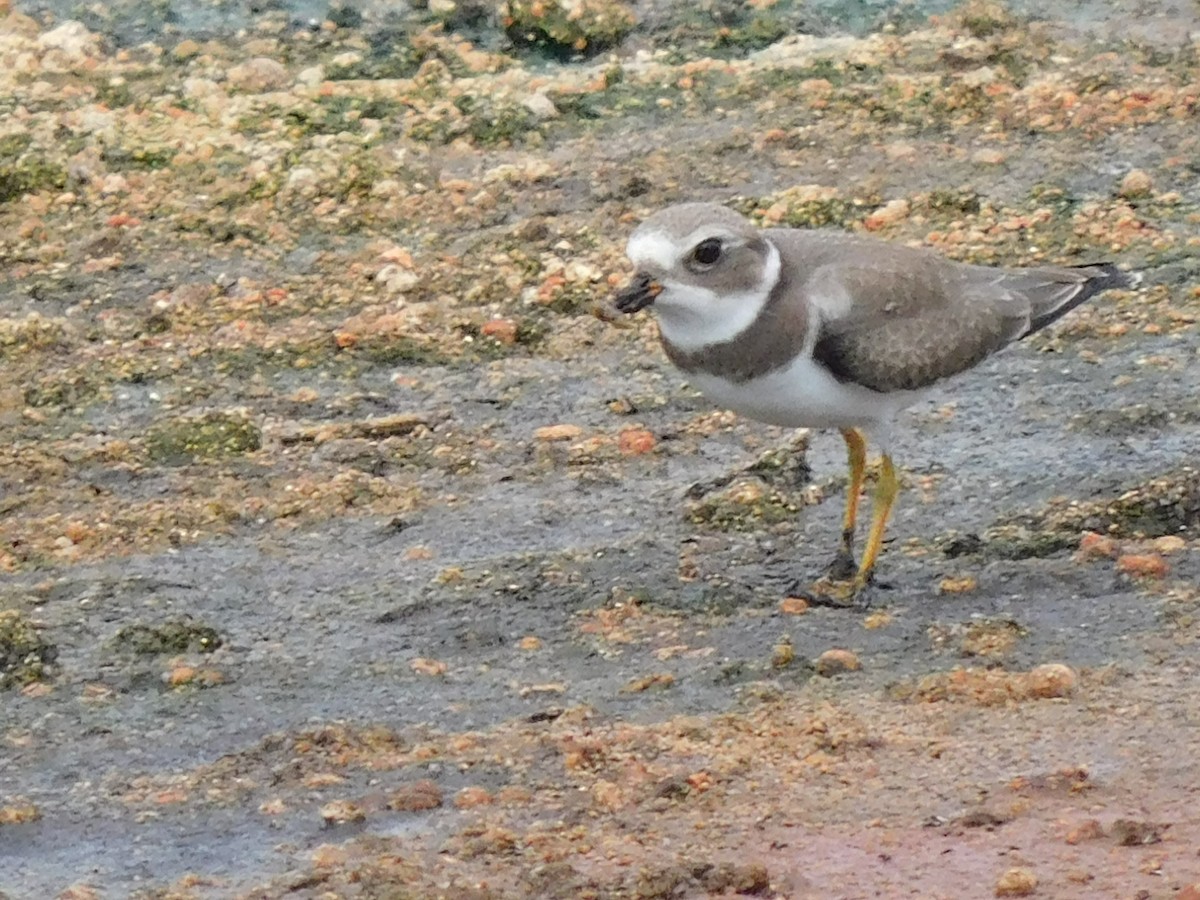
[614,202,781,350]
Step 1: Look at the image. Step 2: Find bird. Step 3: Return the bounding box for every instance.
[613,201,1136,605]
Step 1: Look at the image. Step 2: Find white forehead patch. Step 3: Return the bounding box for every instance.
[626,230,679,271]
[628,225,748,272]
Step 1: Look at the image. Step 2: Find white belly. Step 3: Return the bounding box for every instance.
[686,354,924,432]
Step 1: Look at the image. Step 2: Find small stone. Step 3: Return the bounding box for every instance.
[522,91,559,120]
[863,610,892,629]
[771,636,795,669]
[1177,884,1200,900]
[481,318,518,344]
[379,245,415,267]
[1076,531,1121,560]
[518,635,542,651]
[1065,818,1104,844]
[375,264,419,293]
[1152,535,1186,555]
[453,786,493,809]
[617,426,656,455]
[429,0,457,15]
[972,148,1007,166]
[304,773,346,789]
[171,39,201,61]
[518,682,566,696]
[388,779,443,812]
[1026,663,1077,699]
[165,665,197,686]
[0,801,41,825]
[226,57,290,92]
[779,596,809,615]
[63,521,90,544]
[37,21,98,61]
[100,173,128,196]
[295,65,325,87]
[592,779,623,810]
[535,424,583,442]
[884,141,917,161]
[182,76,220,98]
[410,657,448,676]
[1110,818,1167,846]
[330,51,363,69]
[960,620,1022,658]
[994,866,1038,896]
[564,260,603,283]
[1118,169,1153,199]
[621,672,674,693]
[287,167,318,192]
[938,574,979,594]
[815,648,861,677]
[496,785,533,805]
[1116,553,1169,579]
[962,65,998,87]
[319,799,366,825]
[863,198,910,231]
[311,844,349,868]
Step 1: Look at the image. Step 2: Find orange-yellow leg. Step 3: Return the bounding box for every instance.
[827,428,867,580]
[797,450,898,608]
[852,452,899,593]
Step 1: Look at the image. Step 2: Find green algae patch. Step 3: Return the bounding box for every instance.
[462,98,538,147]
[23,372,106,410]
[502,0,635,57]
[100,142,177,171]
[687,479,804,532]
[350,335,463,368]
[0,314,72,358]
[736,187,882,230]
[0,610,59,689]
[145,411,263,465]
[998,468,1200,540]
[946,467,1200,561]
[951,0,1022,39]
[943,526,1079,561]
[743,437,813,490]
[1063,468,1200,538]
[0,137,67,203]
[111,616,224,655]
[686,436,814,533]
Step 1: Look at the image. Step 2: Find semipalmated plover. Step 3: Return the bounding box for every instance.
[614,202,1136,604]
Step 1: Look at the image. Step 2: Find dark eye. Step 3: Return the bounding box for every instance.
[691,238,722,267]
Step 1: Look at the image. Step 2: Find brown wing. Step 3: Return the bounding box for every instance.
[807,257,1032,394]
[761,230,1132,394]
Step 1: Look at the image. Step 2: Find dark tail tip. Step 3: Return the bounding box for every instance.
[1024,263,1139,337]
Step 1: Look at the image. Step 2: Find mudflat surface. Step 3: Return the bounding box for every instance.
[2,1,1200,897]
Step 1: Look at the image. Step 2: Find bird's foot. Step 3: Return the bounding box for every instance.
[824,546,859,582]
[786,573,882,610]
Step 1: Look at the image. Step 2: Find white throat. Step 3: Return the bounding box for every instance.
[653,241,781,353]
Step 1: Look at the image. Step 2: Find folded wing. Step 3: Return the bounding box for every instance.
[805,250,1132,394]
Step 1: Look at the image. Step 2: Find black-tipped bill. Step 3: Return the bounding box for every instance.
[613,272,663,314]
